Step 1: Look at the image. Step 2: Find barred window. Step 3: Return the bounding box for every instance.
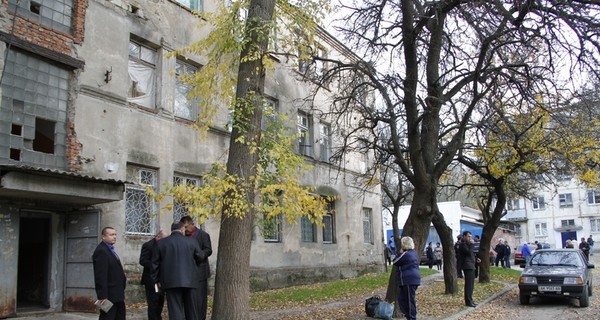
[172,174,201,222]
[125,165,157,235]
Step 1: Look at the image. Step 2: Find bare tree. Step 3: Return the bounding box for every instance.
[310,0,600,294]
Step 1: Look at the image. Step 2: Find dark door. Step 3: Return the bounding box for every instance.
[17,217,50,311]
[64,211,99,312]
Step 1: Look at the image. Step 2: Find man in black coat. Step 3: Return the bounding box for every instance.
[92,226,127,320]
[152,222,206,320]
[139,230,168,320]
[181,215,213,320]
[459,231,480,308]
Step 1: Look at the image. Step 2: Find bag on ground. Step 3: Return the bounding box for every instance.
[373,300,394,320]
[364,295,381,317]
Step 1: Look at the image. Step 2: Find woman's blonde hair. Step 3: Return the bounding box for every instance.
[401,236,415,250]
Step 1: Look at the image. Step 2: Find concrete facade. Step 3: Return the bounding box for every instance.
[505,177,600,250]
[0,0,382,317]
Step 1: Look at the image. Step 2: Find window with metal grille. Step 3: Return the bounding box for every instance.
[172,174,201,222]
[125,165,157,235]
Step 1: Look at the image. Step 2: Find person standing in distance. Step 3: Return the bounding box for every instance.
[92,227,127,320]
[393,236,420,320]
[139,230,169,320]
[152,222,205,320]
[459,231,480,307]
[587,235,594,256]
[180,216,213,320]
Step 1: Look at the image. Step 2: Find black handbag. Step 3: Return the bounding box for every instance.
[365,295,382,317]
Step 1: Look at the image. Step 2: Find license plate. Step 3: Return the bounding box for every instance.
[539,286,561,292]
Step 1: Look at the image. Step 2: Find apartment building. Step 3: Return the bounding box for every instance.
[505,177,600,249]
[0,0,382,317]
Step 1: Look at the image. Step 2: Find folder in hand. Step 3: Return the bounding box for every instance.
[94,299,113,313]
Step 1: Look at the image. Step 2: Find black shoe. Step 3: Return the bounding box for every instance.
[466,303,477,307]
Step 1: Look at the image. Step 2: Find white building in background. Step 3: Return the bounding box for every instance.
[505,177,600,248]
[383,201,485,246]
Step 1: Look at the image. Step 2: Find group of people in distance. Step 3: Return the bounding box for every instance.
[565,235,594,260]
[92,215,212,320]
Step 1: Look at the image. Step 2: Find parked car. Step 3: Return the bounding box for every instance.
[514,243,551,265]
[518,249,594,307]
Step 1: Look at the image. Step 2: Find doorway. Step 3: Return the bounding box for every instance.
[17,217,50,311]
[561,231,577,248]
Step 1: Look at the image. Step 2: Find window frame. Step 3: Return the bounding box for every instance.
[173,0,203,11]
[127,39,158,109]
[174,59,199,120]
[297,111,313,157]
[262,214,282,243]
[319,122,331,163]
[362,207,373,244]
[322,200,336,244]
[125,166,158,235]
[588,190,600,205]
[559,193,573,208]
[300,215,317,242]
[532,196,546,210]
[591,218,600,232]
[534,222,548,237]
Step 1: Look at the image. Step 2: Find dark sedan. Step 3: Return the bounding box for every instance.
[518,249,594,307]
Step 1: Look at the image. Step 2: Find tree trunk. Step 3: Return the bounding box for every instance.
[211,0,276,319]
[478,219,501,283]
[431,211,458,294]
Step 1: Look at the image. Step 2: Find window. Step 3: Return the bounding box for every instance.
[532,196,545,210]
[588,190,600,205]
[559,193,573,208]
[262,214,282,242]
[0,49,69,167]
[301,216,316,242]
[319,123,331,162]
[322,200,335,244]
[174,0,202,11]
[128,40,157,109]
[261,97,278,130]
[125,165,158,235]
[561,219,575,227]
[507,199,521,210]
[172,174,201,222]
[362,208,373,244]
[534,222,548,236]
[296,41,327,80]
[33,118,55,154]
[9,0,74,34]
[591,218,600,232]
[174,60,198,120]
[297,111,312,156]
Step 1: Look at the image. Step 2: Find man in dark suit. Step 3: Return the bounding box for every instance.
[180,215,212,320]
[459,231,480,308]
[152,222,205,320]
[92,226,127,320]
[139,230,168,320]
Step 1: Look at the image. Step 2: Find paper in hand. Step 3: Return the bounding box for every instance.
[95,299,113,313]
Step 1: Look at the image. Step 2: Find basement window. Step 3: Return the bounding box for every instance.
[33,118,55,154]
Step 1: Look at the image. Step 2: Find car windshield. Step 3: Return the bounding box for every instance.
[529,251,583,267]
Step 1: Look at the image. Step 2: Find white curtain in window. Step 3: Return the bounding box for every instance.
[127,60,156,108]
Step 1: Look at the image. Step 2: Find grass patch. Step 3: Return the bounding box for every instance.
[250,268,440,310]
[488,266,522,283]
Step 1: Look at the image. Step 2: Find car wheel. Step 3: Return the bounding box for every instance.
[519,293,529,305]
[580,285,590,308]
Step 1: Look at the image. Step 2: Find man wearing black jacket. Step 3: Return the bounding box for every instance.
[181,215,213,320]
[459,231,480,308]
[152,222,205,320]
[139,230,168,320]
[92,227,127,320]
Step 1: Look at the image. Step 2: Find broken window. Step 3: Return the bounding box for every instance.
[128,40,157,109]
[174,60,198,120]
[8,0,74,34]
[33,118,55,154]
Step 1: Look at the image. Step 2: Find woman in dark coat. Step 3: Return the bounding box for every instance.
[393,236,421,320]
